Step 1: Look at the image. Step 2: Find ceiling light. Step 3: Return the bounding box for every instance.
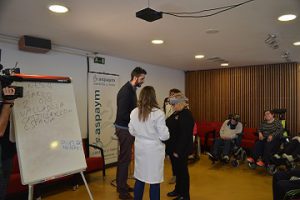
[48,5,69,13]
[151,40,164,44]
[205,29,219,34]
[221,63,229,67]
[293,41,300,46]
[278,14,296,22]
[195,55,205,59]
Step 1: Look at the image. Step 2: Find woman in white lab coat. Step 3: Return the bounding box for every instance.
[129,86,170,200]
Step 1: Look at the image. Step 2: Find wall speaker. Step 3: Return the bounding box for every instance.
[18,35,52,53]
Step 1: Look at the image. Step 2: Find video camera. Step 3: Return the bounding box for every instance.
[0,50,23,103]
[0,65,24,102]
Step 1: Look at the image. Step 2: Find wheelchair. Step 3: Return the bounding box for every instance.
[247,108,291,174]
[267,137,300,175]
[208,134,247,167]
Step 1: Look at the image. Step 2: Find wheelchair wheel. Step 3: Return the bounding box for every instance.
[248,162,256,169]
[241,150,247,161]
[231,160,239,167]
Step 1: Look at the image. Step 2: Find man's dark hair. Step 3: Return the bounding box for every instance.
[131,67,147,80]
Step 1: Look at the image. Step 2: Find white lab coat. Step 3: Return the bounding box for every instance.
[129,107,169,184]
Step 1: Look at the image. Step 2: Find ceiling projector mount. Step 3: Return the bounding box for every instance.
[136,7,162,22]
[136,0,255,22]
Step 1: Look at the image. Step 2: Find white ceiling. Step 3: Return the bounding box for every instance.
[0,0,299,70]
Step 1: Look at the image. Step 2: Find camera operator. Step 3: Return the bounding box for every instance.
[0,86,16,200]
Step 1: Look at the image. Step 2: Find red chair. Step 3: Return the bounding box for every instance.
[196,121,219,151]
[82,140,106,177]
[6,155,28,196]
[241,127,258,149]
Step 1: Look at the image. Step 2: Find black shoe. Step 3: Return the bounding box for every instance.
[173,196,190,200]
[127,186,134,193]
[167,190,179,197]
[119,193,133,200]
[117,185,134,193]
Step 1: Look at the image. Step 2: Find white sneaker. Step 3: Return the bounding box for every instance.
[282,153,294,162]
[290,176,300,181]
[273,154,281,159]
[223,155,229,161]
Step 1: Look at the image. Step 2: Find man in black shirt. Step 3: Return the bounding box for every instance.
[0,87,16,200]
[115,67,146,200]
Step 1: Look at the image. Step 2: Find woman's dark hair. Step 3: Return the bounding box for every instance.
[138,86,160,122]
[163,97,169,113]
[131,67,147,80]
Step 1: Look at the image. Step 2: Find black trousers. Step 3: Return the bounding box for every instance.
[0,158,13,200]
[174,155,190,199]
[212,138,232,158]
[273,169,300,200]
[115,128,135,195]
[252,138,281,164]
[168,153,177,176]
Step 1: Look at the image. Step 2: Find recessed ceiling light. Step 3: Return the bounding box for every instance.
[278,14,296,22]
[151,40,164,44]
[195,55,205,59]
[48,5,69,13]
[221,63,229,67]
[205,29,219,34]
[293,41,300,46]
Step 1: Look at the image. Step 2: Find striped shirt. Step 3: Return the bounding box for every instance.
[258,119,283,138]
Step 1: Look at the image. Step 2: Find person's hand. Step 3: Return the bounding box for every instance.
[173,152,179,158]
[258,132,264,140]
[267,135,273,142]
[220,135,227,140]
[2,87,15,104]
[224,136,231,140]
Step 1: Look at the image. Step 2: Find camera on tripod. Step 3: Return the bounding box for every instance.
[0,64,23,103]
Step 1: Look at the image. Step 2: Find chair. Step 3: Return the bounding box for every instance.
[84,142,106,177]
[241,127,258,149]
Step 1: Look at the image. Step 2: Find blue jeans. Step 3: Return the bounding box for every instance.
[134,179,160,200]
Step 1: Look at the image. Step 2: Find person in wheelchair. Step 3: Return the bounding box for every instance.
[207,114,243,163]
[247,109,284,168]
[271,136,300,168]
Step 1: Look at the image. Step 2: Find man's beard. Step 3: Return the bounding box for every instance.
[135,82,142,87]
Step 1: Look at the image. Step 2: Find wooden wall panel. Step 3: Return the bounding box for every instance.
[186,63,298,136]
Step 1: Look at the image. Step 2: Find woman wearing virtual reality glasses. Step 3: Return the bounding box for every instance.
[165,93,194,200]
